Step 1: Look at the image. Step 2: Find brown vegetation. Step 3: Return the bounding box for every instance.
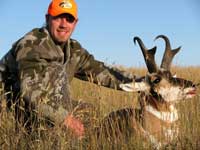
[0,66,200,149]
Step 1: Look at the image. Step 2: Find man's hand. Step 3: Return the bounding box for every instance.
[64,114,85,139]
[120,76,146,92]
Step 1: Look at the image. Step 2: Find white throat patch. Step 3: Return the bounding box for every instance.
[158,87,182,102]
[145,105,178,123]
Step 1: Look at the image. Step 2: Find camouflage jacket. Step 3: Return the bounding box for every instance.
[0,27,134,125]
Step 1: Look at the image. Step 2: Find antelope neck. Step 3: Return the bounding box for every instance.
[145,105,178,123]
[146,94,171,112]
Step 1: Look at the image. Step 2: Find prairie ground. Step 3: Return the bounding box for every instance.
[0,66,200,149]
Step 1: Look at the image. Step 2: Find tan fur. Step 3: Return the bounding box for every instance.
[97,35,197,149]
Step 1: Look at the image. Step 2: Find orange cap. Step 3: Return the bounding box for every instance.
[47,0,78,19]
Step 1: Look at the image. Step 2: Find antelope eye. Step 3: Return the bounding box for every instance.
[153,78,161,84]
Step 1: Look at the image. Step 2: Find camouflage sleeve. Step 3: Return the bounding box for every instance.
[73,45,134,89]
[17,45,72,125]
[0,63,5,83]
[0,63,5,101]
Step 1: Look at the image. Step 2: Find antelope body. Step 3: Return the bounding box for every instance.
[98,35,197,148]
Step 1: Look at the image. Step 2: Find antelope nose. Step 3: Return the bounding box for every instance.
[193,85,197,92]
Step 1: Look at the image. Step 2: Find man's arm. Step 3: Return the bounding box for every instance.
[12,42,84,137]
[16,45,70,123]
[71,43,135,89]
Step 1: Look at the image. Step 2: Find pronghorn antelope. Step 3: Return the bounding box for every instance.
[97,35,197,148]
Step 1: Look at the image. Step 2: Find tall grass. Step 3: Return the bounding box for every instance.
[0,66,200,149]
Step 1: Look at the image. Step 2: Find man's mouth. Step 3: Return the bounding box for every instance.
[57,30,68,37]
[58,29,67,32]
[57,29,68,33]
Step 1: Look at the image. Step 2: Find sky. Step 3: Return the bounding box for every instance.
[0,0,200,68]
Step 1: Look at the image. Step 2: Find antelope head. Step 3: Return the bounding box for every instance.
[120,35,197,103]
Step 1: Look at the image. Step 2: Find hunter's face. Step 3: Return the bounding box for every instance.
[46,13,77,43]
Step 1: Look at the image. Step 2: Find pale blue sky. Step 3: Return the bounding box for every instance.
[0,0,199,67]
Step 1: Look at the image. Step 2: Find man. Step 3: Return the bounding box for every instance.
[0,0,134,138]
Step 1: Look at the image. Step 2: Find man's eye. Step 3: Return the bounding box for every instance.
[66,16,75,23]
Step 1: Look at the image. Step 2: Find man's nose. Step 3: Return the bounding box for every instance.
[60,18,68,26]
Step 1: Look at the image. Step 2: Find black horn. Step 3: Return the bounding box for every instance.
[134,37,157,73]
[155,35,181,71]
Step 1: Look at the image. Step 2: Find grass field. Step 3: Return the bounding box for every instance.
[0,66,200,149]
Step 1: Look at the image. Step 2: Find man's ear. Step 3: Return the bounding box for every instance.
[45,14,49,22]
[72,18,78,31]
[74,18,78,26]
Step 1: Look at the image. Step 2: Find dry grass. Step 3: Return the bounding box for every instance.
[0,66,200,149]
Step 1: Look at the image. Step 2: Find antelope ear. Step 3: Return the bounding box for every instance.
[119,81,149,92]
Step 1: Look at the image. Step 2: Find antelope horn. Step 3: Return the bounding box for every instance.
[155,35,181,71]
[134,37,157,73]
